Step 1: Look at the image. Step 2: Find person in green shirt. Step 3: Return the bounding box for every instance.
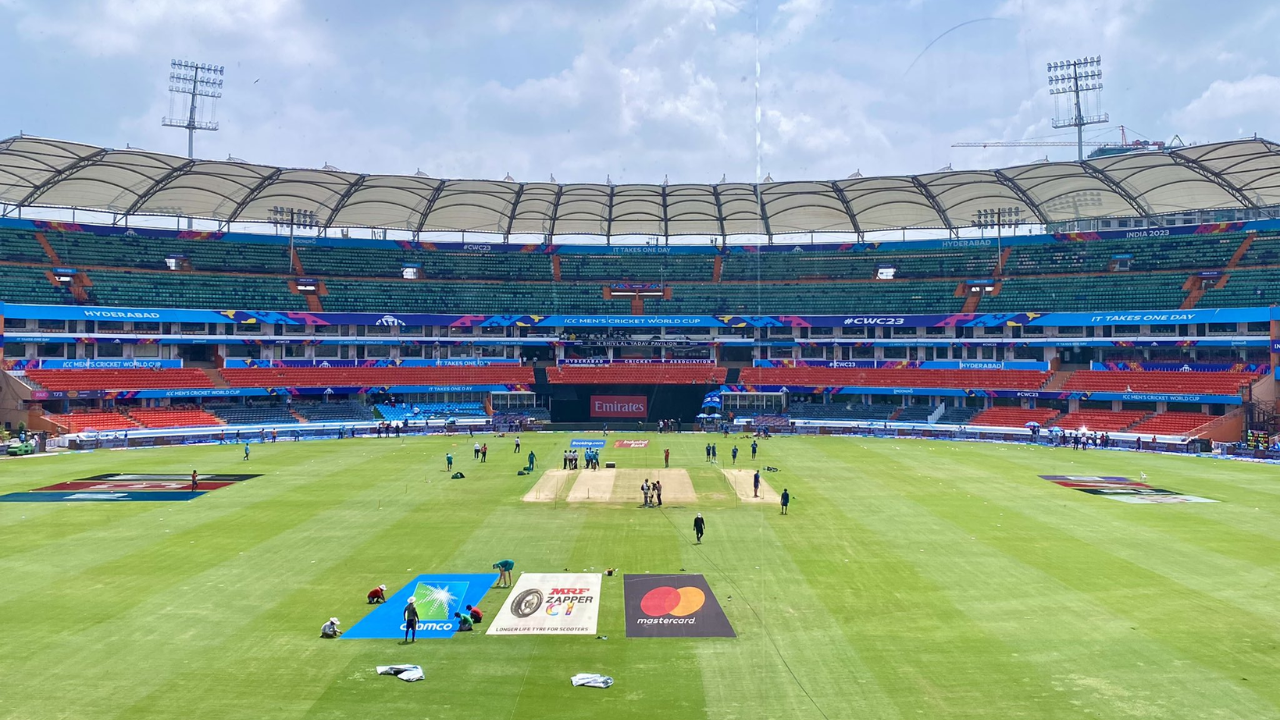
[527,450,536,469]
[454,612,474,631]
[446,453,453,471]
[493,559,515,588]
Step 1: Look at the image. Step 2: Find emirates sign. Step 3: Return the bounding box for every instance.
[590,395,648,418]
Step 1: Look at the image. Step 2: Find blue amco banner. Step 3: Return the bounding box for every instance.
[343,573,497,639]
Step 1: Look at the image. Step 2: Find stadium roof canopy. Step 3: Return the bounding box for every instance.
[2,135,1279,237]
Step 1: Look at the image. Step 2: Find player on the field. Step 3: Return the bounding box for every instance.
[751,439,758,459]
[664,447,670,468]
[243,442,251,461]
[693,513,705,543]
[780,488,790,515]
[731,445,738,465]
[514,436,521,453]
[190,470,199,492]
[753,470,760,498]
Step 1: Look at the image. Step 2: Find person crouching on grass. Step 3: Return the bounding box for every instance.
[367,584,387,604]
[320,617,341,639]
[454,612,474,632]
[404,597,419,643]
[466,604,483,624]
[493,559,515,588]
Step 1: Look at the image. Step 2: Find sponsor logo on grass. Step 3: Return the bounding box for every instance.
[1038,475,1218,504]
[486,573,602,635]
[624,574,735,638]
[614,440,650,448]
[0,491,204,503]
[37,480,236,492]
[570,439,606,449]
[343,573,497,639]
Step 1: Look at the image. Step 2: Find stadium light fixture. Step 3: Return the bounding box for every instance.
[269,206,318,268]
[1048,55,1108,161]
[972,206,1023,260]
[163,58,225,229]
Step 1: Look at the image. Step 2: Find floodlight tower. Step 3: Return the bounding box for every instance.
[1047,56,1107,161]
[163,60,223,228]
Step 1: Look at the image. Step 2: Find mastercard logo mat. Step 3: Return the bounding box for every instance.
[640,585,705,617]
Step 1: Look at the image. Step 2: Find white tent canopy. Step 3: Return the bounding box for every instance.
[2,135,1279,237]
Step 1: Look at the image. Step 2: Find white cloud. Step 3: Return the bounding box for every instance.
[1171,75,1280,130]
[13,0,329,66]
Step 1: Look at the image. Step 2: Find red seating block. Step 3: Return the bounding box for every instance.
[1129,412,1215,436]
[1049,410,1147,432]
[129,408,224,428]
[47,411,140,432]
[546,365,726,385]
[969,407,1060,428]
[738,367,1048,390]
[218,366,534,388]
[1063,371,1253,395]
[27,369,214,391]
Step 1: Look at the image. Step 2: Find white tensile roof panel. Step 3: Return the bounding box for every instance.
[3,135,1277,236]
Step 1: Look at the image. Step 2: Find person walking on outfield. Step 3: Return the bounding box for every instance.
[693,513,705,543]
[481,443,487,463]
[243,442,251,461]
[403,598,419,643]
[493,559,515,588]
[514,436,521,453]
[780,488,790,515]
[731,445,738,465]
[474,441,481,460]
[753,470,761,498]
[528,450,536,469]
[751,439,758,460]
[664,448,670,468]
[190,470,199,492]
[446,453,453,472]
[705,443,712,462]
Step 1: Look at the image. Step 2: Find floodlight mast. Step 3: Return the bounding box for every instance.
[162,60,223,227]
[1047,56,1108,161]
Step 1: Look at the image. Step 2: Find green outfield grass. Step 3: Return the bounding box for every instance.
[2,433,1279,719]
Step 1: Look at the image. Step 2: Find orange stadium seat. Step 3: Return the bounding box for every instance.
[46,411,140,433]
[546,365,726,384]
[1049,410,1148,432]
[738,367,1048,390]
[1129,412,1216,436]
[218,366,534,388]
[1063,371,1254,395]
[26,369,214,391]
[968,407,1060,428]
[128,407,224,428]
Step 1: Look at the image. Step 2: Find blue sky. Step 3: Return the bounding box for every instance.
[1,0,1277,186]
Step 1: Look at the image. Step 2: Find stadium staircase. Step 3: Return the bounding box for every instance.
[34,231,62,264]
[1040,370,1074,391]
[202,368,231,388]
